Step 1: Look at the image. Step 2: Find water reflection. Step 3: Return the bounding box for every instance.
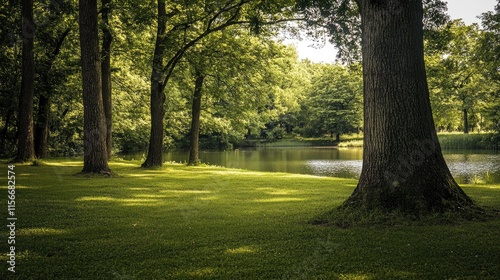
[305,160,362,179]
[121,147,500,184]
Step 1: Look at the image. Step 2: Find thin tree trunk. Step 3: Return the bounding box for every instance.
[101,0,113,158]
[79,0,110,173]
[35,95,50,158]
[188,72,205,166]
[16,0,36,162]
[463,108,469,134]
[1,109,13,153]
[344,0,473,214]
[34,28,70,158]
[142,0,167,168]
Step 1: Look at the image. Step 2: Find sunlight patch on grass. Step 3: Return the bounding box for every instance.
[133,194,170,198]
[161,190,212,194]
[76,196,116,202]
[0,250,44,262]
[76,196,162,206]
[129,187,151,191]
[339,273,374,280]
[255,187,299,195]
[127,174,153,178]
[44,161,82,167]
[226,245,259,254]
[199,196,219,201]
[253,197,305,203]
[19,228,67,236]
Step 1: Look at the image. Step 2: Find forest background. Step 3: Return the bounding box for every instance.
[0,0,499,162]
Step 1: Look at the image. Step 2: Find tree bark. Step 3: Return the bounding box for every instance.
[344,0,473,214]
[188,72,205,166]
[79,0,110,173]
[463,108,469,134]
[101,0,113,158]
[16,0,36,162]
[142,0,167,168]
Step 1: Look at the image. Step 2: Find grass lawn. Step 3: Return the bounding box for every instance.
[1,159,500,279]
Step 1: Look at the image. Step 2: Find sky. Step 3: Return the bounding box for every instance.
[285,0,498,63]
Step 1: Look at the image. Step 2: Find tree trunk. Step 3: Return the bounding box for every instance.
[344,0,473,214]
[188,72,205,166]
[1,109,13,153]
[79,0,110,173]
[101,0,113,158]
[16,0,36,162]
[142,0,167,168]
[34,28,70,159]
[335,133,340,142]
[463,108,469,134]
[35,94,50,158]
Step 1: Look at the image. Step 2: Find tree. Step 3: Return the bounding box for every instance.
[142,0,295,168]
[300,64,362,140]
[79,0,110,173]
[187,69,204,165]
[15,0,36,162]
[35,27,70,158]
[34,1,74,158]
[0,1,21,157]
[182,30,297,165]
[344,0,474,214]
[299,0,474,214]
[101,0,113,158]
[426,20,488,133]
[480,1,500,141]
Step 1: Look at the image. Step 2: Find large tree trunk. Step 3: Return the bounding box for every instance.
[16,0,36,162]
[344,0,473,214]
[79,0,110,173]
[142,0,167,168]
[101,0,113,158]
[188,72,205,166]
[35,94,50,158]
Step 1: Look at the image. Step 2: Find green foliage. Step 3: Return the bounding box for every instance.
[426,20,498,132]
[1,159,499,278]
[1,0,499,159]
[297,63,362,138]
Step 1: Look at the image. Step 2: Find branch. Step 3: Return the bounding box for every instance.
[160,1,250,92]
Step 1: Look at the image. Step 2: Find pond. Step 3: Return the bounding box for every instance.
[122,147,500,184]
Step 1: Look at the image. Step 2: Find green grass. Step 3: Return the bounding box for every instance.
[1,159,500,279]
[437,133,498,149]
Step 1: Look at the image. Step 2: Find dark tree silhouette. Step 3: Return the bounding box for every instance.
[16,0,36,162]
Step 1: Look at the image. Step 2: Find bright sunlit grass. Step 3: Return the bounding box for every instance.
[0,159,499,279]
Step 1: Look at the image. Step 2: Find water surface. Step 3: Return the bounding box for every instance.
[122,147,500,184]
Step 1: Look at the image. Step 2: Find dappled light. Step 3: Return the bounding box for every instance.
[1,159,499,278]
[255,187,300,195]
[18,228,67,236]
[253,197,305,203]
[161,190,212,194]
[75,196,163,207]
[226,245,260,254]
